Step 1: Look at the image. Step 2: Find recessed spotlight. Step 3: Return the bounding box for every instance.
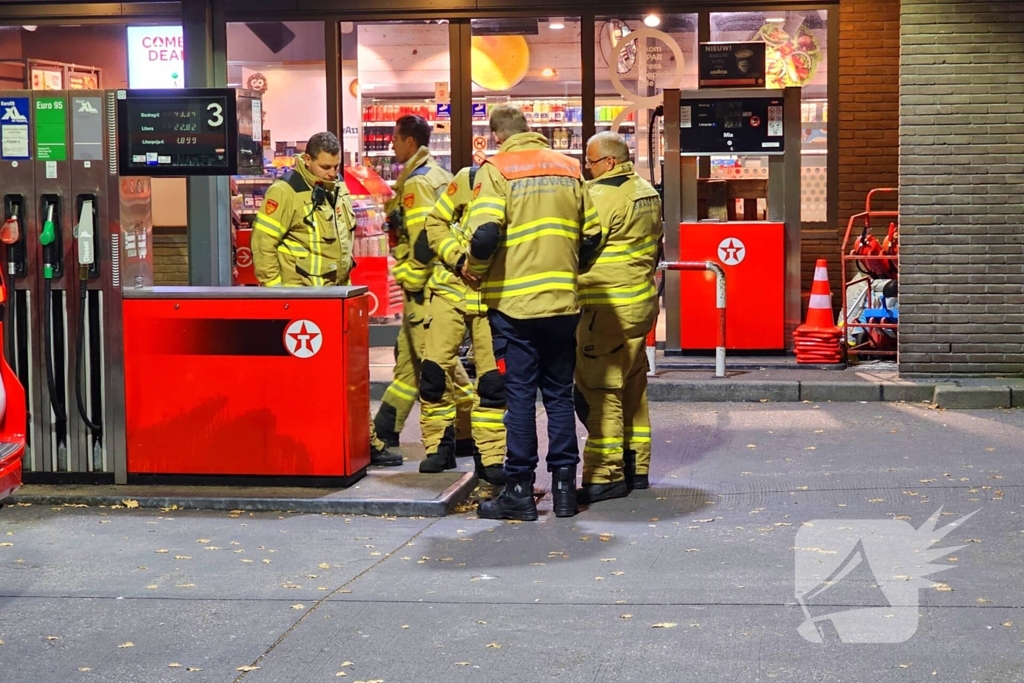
[643,14,661,28]
[548,17,565,30]
[542,67,557,78]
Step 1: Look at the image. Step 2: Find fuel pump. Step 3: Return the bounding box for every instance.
[39,198,68,468]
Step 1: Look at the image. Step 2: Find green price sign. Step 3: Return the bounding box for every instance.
[35,97,67,161]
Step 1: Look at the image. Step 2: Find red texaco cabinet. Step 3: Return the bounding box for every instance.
[121,287,370,486]
[679,222,785,350]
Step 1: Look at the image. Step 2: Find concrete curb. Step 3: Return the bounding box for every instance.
[933,385,1012,410]
[371,379,1023,408]
[8,472,478,517]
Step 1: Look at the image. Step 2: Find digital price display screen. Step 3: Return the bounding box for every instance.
[679,97,786,156]
[117,88,255,176]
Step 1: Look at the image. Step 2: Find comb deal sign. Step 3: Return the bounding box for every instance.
[127,26,185,89]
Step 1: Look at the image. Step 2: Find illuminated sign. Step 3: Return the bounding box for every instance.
[127,26,185,90]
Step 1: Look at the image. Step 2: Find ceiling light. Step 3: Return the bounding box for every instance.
[548,17,565,30]
[22,25,37,31]
[643,14,661,28]
[765,15,786,23]
[542,67,556,78]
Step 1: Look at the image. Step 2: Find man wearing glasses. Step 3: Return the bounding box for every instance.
[575,131,663,504]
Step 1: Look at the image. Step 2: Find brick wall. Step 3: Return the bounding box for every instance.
[899,0,1024,376]
[826,0,901,298]
[153,229,189,286]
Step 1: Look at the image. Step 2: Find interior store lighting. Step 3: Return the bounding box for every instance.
[548,17,565,30]
[542,67,558,78]
[22,25,37,31]
[643,14,661,27]
[765,15,787,23]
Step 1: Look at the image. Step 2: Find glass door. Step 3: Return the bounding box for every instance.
[469,17,583,165]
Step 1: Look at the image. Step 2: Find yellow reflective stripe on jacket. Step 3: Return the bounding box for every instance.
[405,206,432,227]
[309,217,323,287]
[470,199,506,220]
[582,206,601,232]
[434,193,456,222]
[480,271,576,296]
[505,217,579,248]
[277,238,309,257]
[578,280,656,306]
[595,235,660,265]
[254,215,284,238]
[265,274,283,287]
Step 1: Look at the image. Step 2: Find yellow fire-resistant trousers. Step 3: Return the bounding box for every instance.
[376,293,473,442]
[575,308,654,485]
[421,295,505,467]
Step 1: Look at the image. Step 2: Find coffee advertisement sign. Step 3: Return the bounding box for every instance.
[699,42,766,88]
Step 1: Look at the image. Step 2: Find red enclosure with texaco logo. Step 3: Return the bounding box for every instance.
[678,221,785,350]
[121,289,370,481]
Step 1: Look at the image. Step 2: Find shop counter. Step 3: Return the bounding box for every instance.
[679,221,785,350]
[122,286,370,486]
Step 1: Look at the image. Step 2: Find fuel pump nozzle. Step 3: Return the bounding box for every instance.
[40,203,57,280]
[75,199,95,279]
[1,203,20,246]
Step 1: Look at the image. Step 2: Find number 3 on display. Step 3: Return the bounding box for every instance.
[207,102,224,128]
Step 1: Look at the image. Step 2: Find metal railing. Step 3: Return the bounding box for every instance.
[655,261,727,378]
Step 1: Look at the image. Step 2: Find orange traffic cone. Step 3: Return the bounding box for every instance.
[794,259,843,365]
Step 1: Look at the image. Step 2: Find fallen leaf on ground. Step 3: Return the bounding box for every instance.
[899,663,912,669]
[621,614,633,619]
[262,559,272,564]
[123,499,140,509]
[599,533,613,542]
[78,668,91,672]
[335,673,347,678]
[486,643,502,649]
[119,642,134,648]
[0,543,12,547]
[612,571,625,576]
[600,558,616,562]
[652,623,677,629]
[186,666,202,671]
[291,604,305,610]
[169,663,182,668]
[46,636,60,641]
[174,555,191,560]
[237,665,260,672]
[154,549,169,554]
[1003,622,1013,628]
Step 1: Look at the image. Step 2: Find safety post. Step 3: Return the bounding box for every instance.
[659,261,727,378]
[645,321,657,378]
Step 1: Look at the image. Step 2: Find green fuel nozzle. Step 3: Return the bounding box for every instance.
[41,203,55,280]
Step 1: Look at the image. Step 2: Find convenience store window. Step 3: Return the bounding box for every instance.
[470,17,582,163]
[594,15,699,182]
[710,10,829,223]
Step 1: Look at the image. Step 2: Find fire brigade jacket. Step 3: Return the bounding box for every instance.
[462,132,604,320]
[251,157,356,287]
[386,146,452,294]
[579,162,663,325]
[424,166,485,315]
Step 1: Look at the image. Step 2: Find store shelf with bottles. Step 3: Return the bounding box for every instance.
[350,191,402,319]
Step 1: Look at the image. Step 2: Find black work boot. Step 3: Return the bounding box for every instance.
[420,427,457,473]
[624,450,650,490]
[480,465,506,487]
[478,478,538,521]
[578,480,629,505]
[370,442,403,467]
[455,438,477,458]
[551,466,578,518]
[373,404,401,448]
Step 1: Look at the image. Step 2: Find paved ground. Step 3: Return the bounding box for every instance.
[2,401,1023,682]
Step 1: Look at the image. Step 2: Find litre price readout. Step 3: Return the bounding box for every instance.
[126,96,230,168]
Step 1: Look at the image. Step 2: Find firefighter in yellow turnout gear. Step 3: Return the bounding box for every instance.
[251,132,399,466]
[574,132,663,503]
[371,116,475,464]
[459,105,605,521]
[412,166,507,481]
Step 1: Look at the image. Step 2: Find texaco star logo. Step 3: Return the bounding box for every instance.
[284,320,323,359]
[718,237,747,266]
